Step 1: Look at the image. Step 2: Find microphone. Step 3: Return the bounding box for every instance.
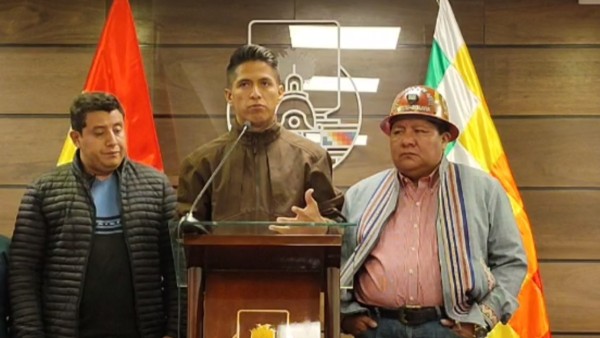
[178,120,252,234]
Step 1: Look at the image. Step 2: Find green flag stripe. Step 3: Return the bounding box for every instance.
[425,39,451,89]
[444,141,456,155]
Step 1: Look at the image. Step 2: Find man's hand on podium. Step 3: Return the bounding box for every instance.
[276,188,329,224]
[270,188,332,235]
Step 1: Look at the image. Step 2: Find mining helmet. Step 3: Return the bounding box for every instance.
[380,85,459,141]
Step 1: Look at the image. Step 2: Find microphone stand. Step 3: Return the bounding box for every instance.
[178,120,252,234]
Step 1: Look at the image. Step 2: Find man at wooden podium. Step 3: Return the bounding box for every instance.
[287,86,527,338]
[176,44,343,223]
[176,44,344,338]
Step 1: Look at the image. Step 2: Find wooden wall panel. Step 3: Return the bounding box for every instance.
[496,118,600,188]
[0,48,92,114]
[542,262,600,332]
[485,0,600,45]
[0,0,105,44]
[0,118,67,185]
[6,47,599,120]
[523,190,600,260]
[152,46,600,119]
[157,117,227,177]
[151,47,430,117]
[0,189,23,237]
[131,0,294,45]
[0,46,157,115]
[151,48,231,116]
[295,0,485,45]
[335,118,600,189]
[477,48,600,116]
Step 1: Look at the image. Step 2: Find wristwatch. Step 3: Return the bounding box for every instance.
[473,324,489,338]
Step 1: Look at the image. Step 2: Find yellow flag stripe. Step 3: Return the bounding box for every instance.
[57,130,77,166]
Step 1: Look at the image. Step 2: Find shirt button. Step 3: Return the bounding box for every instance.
[409,269,414,274]
[411,247,416,251]
[416,201,421,207]
[409,296,415,301]
[413,223,418,228]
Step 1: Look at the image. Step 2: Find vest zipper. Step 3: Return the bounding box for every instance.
[120,190,142,336]
[75,180,95,337]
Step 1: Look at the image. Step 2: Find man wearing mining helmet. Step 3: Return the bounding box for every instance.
[285,85,527,338]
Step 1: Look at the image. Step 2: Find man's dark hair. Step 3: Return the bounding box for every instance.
[226,44,280,86]
[69,92,124,132]
[427,117,451,136]
[390,115,451,136]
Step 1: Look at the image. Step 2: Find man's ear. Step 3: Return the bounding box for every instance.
[278,84,285,99]
[441,131,451,147]
[224,88,232,104]
[69,129,82,148]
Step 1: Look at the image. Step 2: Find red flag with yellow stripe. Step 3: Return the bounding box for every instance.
[57,0,163,171]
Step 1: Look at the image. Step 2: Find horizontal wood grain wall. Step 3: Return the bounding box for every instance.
[1,0,599,335]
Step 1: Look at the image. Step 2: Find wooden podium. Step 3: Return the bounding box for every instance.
[183,223,344,338]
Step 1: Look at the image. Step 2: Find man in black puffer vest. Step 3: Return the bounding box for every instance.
[9,92,180,338]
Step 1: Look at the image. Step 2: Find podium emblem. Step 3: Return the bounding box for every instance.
[235,309,289,338]
[250,324,276,338]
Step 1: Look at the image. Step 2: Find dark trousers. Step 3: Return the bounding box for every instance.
[358,317,460,338]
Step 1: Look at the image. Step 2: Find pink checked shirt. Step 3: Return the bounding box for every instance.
[355,170,444,308]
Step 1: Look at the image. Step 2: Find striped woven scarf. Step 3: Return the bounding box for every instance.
[438,162,475,316]
[340,163,474,316]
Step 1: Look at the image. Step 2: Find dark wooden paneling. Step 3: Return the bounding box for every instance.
[132,0,294,45]
[0,47,157,114]
[5,116,599,190]
[151,48,231,117]
[6,46,600,120]
[139,45,600,121]
[340,118,600,189]
[496,118,600,188]
[157,117,227,178]
[295,0,484,45]
[486,0,600,45]
[151,47,430,117]
[0,118,67,185]
[477,48,600,116]
[542,262,600,332]
[0,48,92,113]
[523,190,600,260]
[0,188,23,237]
[0,0,105,44]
